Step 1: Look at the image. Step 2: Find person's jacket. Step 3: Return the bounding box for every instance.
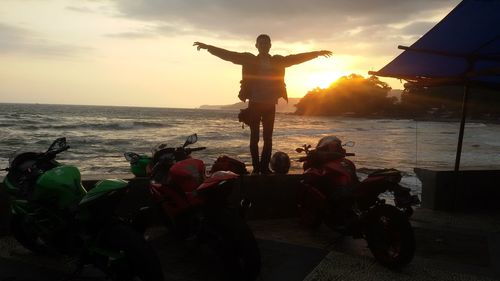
[208,46,320,103]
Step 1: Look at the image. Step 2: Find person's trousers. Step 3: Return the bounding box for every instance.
[248,101,276,173]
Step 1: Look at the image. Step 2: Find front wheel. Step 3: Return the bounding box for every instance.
[364,204,415,269]
[10,214,48,254]
[205,208,261,281]
[98,224,164,281]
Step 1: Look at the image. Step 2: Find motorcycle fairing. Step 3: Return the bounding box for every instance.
[297,183,327,226]
[131,155,152,177]
[298,183,327,209]
[151,181,199,218]
[34,165,87,209]
[304,158,357,187]
[80,179,128,205]
[323,159,357,186]
[169,158,205,193]
[2,177,19,195]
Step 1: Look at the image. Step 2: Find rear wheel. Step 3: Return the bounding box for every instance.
[205,208,261,281]
[10,214,48,254]
[98,224,164,281]
[364,204,415,269]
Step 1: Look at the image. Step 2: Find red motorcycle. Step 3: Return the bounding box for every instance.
[296,136,420,269]
[124,134,260,281]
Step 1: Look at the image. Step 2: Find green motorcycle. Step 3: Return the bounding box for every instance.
[1,137,164,281]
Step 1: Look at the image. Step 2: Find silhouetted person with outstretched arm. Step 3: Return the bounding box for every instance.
[194,34,332,174]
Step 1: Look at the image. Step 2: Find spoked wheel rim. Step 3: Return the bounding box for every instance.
[365,205,415,269]
[373,215,403,260]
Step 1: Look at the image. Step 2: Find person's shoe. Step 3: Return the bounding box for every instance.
[251,167,260,174]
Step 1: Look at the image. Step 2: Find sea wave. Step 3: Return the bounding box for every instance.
[465,123,487,128]
[2,104,500,193]
[19,121,172,131]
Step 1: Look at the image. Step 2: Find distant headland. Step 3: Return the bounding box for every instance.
[199,74,500,123]
[199,97,302,113]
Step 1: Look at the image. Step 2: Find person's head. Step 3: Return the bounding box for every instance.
[255,34,271,55]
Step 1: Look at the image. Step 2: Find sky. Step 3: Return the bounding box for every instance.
[0,0,462,108]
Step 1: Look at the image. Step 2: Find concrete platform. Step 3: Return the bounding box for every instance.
[1,173,500,280]
[1,207,500,281]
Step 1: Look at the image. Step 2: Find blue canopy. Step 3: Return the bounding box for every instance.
[370,0,500,172]
[370,0,500,88]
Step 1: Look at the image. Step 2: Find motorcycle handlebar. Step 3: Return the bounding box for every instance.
[33,145,70,167]
[299,151,354,162]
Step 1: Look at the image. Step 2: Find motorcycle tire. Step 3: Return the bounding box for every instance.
[98,223,164,281]
[10,214,48,254]
[364,204,415,269]
[205,208,261,281]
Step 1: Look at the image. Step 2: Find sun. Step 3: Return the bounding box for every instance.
[305,71,345,89]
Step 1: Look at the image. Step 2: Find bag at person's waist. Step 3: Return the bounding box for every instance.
[238,107,252,127]
[238,79,250,102]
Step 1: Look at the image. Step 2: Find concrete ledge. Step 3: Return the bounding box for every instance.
[0,174,303,236]
[239,174,303,220]
[415,168,500,211]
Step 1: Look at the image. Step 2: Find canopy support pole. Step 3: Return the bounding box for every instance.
[454,85,470,172]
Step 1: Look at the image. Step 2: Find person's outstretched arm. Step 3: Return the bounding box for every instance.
[193,42,251,65]
[281,50,332,67]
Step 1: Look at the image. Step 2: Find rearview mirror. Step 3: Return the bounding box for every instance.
[47,137,67,152]
[124,152,140,163]
[183,134,198,147]
[343,141,355,147]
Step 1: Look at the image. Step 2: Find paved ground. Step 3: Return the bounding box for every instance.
[1,208,500,281]
[249,209,500,281]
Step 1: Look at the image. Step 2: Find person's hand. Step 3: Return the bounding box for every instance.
[317,50,333,58]
[193,42,209,51]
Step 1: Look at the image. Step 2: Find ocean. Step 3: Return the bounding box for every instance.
[1,103,500,197]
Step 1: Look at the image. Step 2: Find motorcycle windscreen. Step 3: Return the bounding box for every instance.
[323,159,358,186]
[169,158,205,192]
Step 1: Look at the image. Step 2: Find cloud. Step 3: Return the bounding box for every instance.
[107,0,459,43]
[66,1,119,16]
[399,21,437,36]
[0,23,26,51]
[0,22,91,57]
[66,5,96,13]
[105,23,198,39]
[105,30,158,39]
